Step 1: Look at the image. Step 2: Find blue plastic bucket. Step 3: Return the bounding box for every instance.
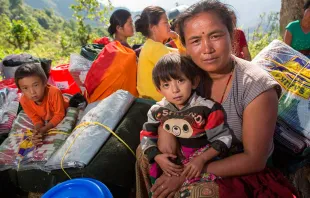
[42,178,113,198]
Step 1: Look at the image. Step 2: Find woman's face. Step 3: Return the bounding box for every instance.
[121,16,134,37]
[152,13,171,42]
[183,12,232,73]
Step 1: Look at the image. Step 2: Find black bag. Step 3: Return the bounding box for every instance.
[1,53,52,78]
[80,44,104,61]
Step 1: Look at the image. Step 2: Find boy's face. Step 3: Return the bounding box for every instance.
[18,76,46,103]
[158,74,197,109]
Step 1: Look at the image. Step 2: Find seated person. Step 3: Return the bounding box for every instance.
[230,11,251,61]
[140,54,232,185]
[284,0,310,57]
[108,9,134,48]
[135,6,186,101]
[15,63,69,145]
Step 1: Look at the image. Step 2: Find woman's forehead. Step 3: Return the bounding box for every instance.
[183,12,226,35]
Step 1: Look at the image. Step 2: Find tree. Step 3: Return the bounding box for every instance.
[280,0,305,36]
[70,0,113,46]
[248,12,281,58]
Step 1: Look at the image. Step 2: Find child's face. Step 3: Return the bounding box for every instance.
[158,74,197,109]
[18,76,46,103]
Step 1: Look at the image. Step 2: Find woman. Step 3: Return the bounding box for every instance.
[231,11,252,61]
[135,6,185,101]
[284,0,310,57]
[136,1,296,197]
[108,9,134,48]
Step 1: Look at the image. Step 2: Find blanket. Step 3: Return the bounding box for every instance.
[84,41,138,103]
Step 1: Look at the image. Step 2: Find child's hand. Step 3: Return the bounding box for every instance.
[154,154,183,177]
[182,155,205,180]
[32,133,43,146]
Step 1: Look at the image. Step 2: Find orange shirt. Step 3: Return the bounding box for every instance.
[20,85,69,127]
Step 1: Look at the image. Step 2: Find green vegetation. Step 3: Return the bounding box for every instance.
[0,0,280,65]
[247,12,282,58]
[0,0,144,66]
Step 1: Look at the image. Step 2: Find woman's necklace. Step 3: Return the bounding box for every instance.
[219,66,234,104]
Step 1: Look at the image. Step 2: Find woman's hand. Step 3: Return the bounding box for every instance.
[151,174,185,198]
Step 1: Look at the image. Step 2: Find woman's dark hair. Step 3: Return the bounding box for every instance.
[176,0,234,45]
[304,0,310,11]
[135,6,166,37]
[108,9,131,36]
[152,53,199,89]
[14,63,47,89]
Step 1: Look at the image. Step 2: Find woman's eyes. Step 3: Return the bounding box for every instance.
[210,34,222,40]
[191,39,200,45]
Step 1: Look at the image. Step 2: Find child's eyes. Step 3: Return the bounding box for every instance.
[178,79,185,83]
[162,83,169,88]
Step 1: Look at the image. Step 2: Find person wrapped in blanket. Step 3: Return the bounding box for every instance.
[14,63,85,146]
[140,54,232,187]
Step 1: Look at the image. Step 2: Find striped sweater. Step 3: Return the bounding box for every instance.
[140,92,232,162]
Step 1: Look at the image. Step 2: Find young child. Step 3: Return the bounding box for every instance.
[15,63,69,145]
[140,53,232,184]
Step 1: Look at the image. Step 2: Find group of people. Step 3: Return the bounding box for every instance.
[12,0,308,197]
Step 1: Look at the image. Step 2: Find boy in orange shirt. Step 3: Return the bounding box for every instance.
[15,63,69,145]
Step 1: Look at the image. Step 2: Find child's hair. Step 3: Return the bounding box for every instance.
[152,53,199,89]
[135,6,166,37]
[14,63,47,89]
[108,9,132,36]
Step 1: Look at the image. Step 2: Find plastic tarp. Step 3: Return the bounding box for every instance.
[68,53,93,92]
[252,40,310,142]
[19,107,79,171]
[0,88,20,134]
[45,90,135,170]
[0,108,78,171]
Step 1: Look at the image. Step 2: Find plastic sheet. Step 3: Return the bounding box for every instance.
[68,54,93,92]
[0,88,20,134]
[45,90,135,170]
[252,40,310,140]
[19,107,79,171]
[0,107,78,171]
[0,111,33,171]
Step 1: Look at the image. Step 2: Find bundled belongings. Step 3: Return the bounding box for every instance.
[68,54,93,92]
[0,53,51,79]
[45,90,135,170]
[0,88,20,134]
[252,40,310,153]
[49,64,81,95]
[80,44,105,61]
[19,107,79,171]
[10,98,152,197]
[84,41,138,103]
[0,108,78,171]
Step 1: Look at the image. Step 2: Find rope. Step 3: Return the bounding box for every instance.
[61,121,136,179]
